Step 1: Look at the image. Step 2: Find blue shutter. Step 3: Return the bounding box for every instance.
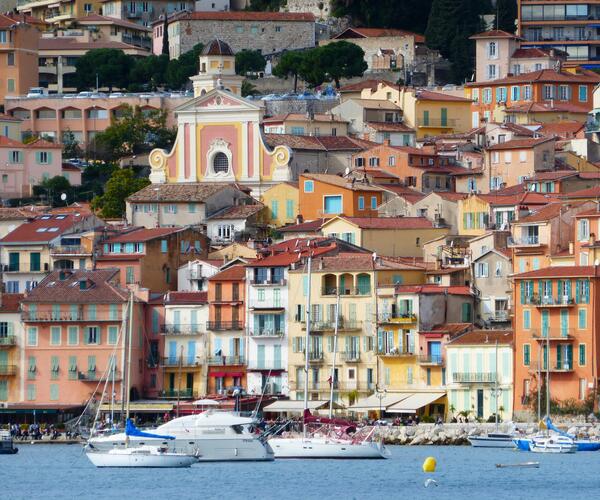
[187,341,196,365]
[520,281,525,304]
[152,309,159,334]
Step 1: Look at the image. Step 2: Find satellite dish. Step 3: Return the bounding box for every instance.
[60,193,67,201]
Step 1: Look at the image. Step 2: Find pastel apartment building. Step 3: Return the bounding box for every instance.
[16,0,104,27]
[0,294,24,403]
[0,14,40,104]
[0,137,64,199]
[101,0,194,28]
[95,227,209,292]
[19,269,144,407]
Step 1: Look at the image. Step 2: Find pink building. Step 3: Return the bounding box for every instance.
[0,137,62,198]
[20,269,145,410]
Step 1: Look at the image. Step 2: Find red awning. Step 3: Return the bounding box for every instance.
[227,372,244,377]
[209,372,226,377]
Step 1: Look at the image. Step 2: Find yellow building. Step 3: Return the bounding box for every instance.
[457,194,492,237]
[320,216,449,258]
[287,254,425,407]
[17,0,105,27]
[260,182,299,227]
[359,83,473,139]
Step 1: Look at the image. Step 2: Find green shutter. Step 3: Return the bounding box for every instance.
[520,281,525,304]
[579,344,586,366]
[524,344,530,366]
[47,152,53,164]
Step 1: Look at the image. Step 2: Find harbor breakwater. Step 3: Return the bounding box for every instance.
[375,422,600,445]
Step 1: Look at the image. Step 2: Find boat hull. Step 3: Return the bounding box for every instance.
[86,451,197,468]
[269,437,390,459]
[87,435,274,462]
[468,436,515,448]
[530,437,577,454]
[514,437,599,452]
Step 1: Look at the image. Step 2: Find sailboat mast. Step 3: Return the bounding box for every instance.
[303,253,312,439]
[329,291,340,419]
[494,339,498,431]
[125,291,134,424]
[545,332,550,425]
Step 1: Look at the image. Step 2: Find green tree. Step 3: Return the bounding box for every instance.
[74,49,134,91]
[95,105,176,160]
[247,0,286,11]
[33,176,73,207]
[91,168,150,218]
[129,54,170,90]
[235,49,266,76]
[241,80,258,97]
[317,41,367,88]
[62,129,82,159]
[495,0,517,33]
[161,15,170,56]
[273,51,306,92]
[165,43,204,89]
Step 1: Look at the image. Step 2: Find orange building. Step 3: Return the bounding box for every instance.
[206,265,247,394]
[465,69,600,126]
[19,269,145,412]
[0,14,40,105]
[96,227,209,292]
[351,142,459,192]
[298,173,385,220]
[512,266,600,415]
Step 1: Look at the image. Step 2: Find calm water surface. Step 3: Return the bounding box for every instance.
[2,444,600,499]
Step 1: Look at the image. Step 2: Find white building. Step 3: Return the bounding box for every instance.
[177,259,221,292]
[195,0,230,11]
[245,256,290,396]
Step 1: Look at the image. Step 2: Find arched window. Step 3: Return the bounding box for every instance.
[213,152,229,173]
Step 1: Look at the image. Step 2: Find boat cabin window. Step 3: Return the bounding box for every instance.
[232,425,244,434]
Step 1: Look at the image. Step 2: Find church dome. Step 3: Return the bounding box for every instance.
[201,39,235,57]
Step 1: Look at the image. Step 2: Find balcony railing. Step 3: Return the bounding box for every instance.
[248,362,285,370]
[161,324,204,335]
[0,365,17,375]
[321,287,371,296]
[508,235,541,246]
[489,311,509,322]
[22,312,122,322]
[377,348,415,357]
[207,355,245,366]
[161,357,202,368]
[161,389,196,399]
[250,279,287,286]
[206,321,243,331]
[532,296,575,307]
[0,336,17,347]
[416,118,457,128]
[452,372,496,383]
[78,370,122,381]
[3,262,49,273]
[290,380,376,392]
[531,328,575,340]
[50,245,90,256]
[247,329,284,337]
[417,355,444,366]
[341,351,360,362]
[301,319,363,331]
[377,313,417,324]
[308,352,324,363]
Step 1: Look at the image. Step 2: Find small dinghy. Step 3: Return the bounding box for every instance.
[496,462,539,468]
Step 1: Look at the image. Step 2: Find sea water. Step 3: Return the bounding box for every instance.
[2,444,599,499]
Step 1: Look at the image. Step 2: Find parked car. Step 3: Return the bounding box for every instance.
[26,87,48,98]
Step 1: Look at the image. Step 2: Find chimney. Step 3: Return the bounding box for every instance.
[296,214,304,225]
[319,258,324,270]
[383,139,391,146]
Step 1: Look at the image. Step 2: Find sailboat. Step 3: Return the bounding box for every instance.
[269,253,389,459]
[468,340,515,448]
[513,333,577,454]
[85,292,197,468]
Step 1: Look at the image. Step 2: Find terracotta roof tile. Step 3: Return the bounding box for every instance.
[469,30,521,39]
[160,10,315,26]
[165,291,208,304]
[21,269,127,304]
[0,113,21,122]
[264,134,373,152]
[301,173,384,192]
[333,216,435,230]
[0,214,86,244]
[366,121,415,132]
[513,266,600,279]
[39,37,145,52]
[0,136,24,148]
[338,79,397,93]
[75,13,151,31]
[127,183,232,202]
[201,39,234,56]
[414,90,472,103]
[487,137,554,151]
[103,227,182,244]
[394,284,472,295]
[0,294,23,313]
[335,27,425,43]
[560,186,600,199]
[504,102,590,114]
[208,204,264,220]
[263,113,347,124]
[537,121,585,139]
[25,138,62,150]
[528,170,577,181]
[290,253,422,272]
[0,206,48,221]
[278,218,326,233]
[466,69,600,87]
[512,48,553,58]
[208,264,246,281]
[420,323,473,335]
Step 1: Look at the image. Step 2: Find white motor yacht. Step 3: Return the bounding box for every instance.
[468,432,515,448]
[529,435,577,454]
[269,435,390,459]
[86,445,198,468]
[87,411,274,461]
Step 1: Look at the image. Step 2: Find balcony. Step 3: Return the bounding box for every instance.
[416,118,457,128]
[489,311,510,322]
[308,352,324,363]
[78,370,122,382]
[377,348,415,357]
[3,262,49,273]
[341,351,360,362]
[207,355,245,366]
[122,34,152,50]
[22,312,122,322]
[50,245,91,256]
[452,372,496,384]
[532,296,575,308]
[161,324,204,335]
[248,362,285,370]
[290,380,376,392]
[530,363,574,373]
[378,313,417,324]
[508,235,541,247]
[321,287,371,297]
[301,319,362,331]
[417,355,444,366]
[250,279,287,286]
[206,321,243,331]
[247,328,284,337]
[0,365,16,376]
[160,389,197,399]
[0,336,17,347]
[531,328,575,341]
[161,357,202,368]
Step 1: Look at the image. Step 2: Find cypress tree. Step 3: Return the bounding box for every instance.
[495,0,518,33]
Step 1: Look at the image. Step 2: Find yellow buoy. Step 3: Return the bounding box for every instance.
[422,456,436,473]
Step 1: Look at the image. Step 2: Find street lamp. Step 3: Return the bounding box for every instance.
[376,388,387,422]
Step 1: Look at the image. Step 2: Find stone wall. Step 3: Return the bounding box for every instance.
[285,0,333,19]
[170,19,316,58]
[264,97,340,117]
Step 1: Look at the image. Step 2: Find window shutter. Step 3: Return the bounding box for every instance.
[47,152,53,164]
